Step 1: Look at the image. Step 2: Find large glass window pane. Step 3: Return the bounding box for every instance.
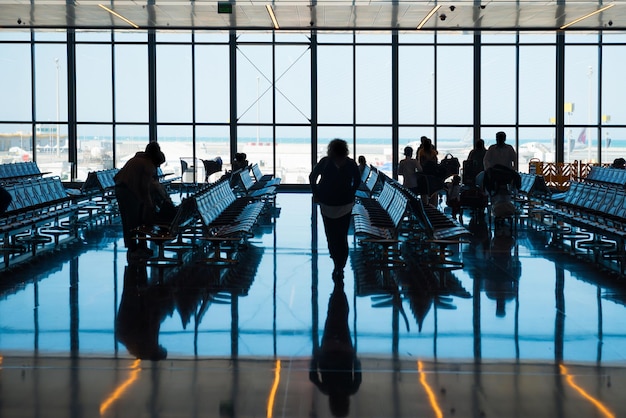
[158,125,193,182]
[0,30,30,41]
[565,45,598,126]
[356,33,391,44]
[438,33,472,44]
[317,32,353,44]
[194,31,229,43]
[34,31,65,42]
[564,126,597,164]
[157,45,192,123]
[398,32,434,44]
[482,46,516,125]
[399,45,434,125]
[237,45,273,124]
[276,126,310,184]
[0,42,31,121]
[482,33,517,44]
[114,31,147,42]
[318,46,353,123]
[237,125,273,176]
[196,125,229,183]
[601,128,625,166]
[0,124,32,162]
[601,46,626,126]
[115,45,148,123]
[35,123,69,179]
[519,33,555,44]
[115,124,149,168]
[436,46,472,125]
[35,44,67,123]
[519,46,555,125]
[76,30,111,42]
[275,45,310,124]
[195,45,229,123]
[156,31,191,43]
[76,124,113,181]
[317,127,353,163]
[356,46,391,124]
[76,44,112,122]
[436,126,474,166]
[356,127,392,176]
[518,127,556,169]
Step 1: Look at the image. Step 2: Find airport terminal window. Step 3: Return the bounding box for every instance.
[356,45,392,125]
[518,45,556,125]
[0,42,32,122]
[602,45,626,126]
[318,45,354,124]
[237,44,274,124]
[481,45,516,125]
[398,45,435,125]
[76,124,113,180]
[76,43,113,122]
[356,127,392,177]
[157,125,193,181]
[114,44,149,123]
[115,124,149,168]
[195,45,230,123]
[2,28,626,183]
[317,127,354,163]
[275,44,311,124]
[156,44,193,123]
[436,45,473,126]
[196,124,230,182]
[34,43,67,123]
[518,127,557,170]
[564,45,599,163]
[276,126,311,184]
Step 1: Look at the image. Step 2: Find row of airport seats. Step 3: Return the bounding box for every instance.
[0,176,94,269]
[135,175,276,266]
[352,165,470,270]
[583,166,626,188]
[0,161,45,183]
[529,179,626,274]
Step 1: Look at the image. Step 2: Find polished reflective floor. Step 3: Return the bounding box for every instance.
[1,193,626,417]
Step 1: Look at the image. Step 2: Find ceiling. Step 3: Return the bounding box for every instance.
[0,1,624,32]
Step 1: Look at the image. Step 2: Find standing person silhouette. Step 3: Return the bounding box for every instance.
[398,145,422,194]
[483,131,517,171]
[309,139,361,282]
[465,138,487,185]
[114,141,171,261]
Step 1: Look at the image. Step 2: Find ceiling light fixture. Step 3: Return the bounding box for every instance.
[417,5,442,30]
[560,3,615,30]
[266,4,280,30]
[98,4,139,29]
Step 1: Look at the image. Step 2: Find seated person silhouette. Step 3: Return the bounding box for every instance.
[115,264,174,361]
[310,282,362,417]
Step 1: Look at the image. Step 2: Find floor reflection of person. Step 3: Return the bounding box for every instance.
[485,229,520,317]
[310,282,362,417]
[115,263,173,360]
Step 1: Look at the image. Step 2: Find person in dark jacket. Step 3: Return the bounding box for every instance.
[309,139,361,282]
[114,141,171,260]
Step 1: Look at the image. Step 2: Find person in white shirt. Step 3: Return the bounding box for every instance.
[483,131,517,171]
[398,146,422,194]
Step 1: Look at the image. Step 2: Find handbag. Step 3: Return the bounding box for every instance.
[440,153,460,178]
